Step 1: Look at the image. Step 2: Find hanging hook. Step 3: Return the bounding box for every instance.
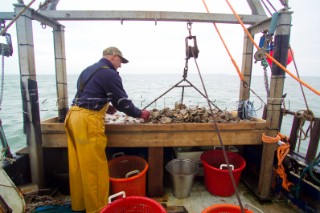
[187,21,192,36]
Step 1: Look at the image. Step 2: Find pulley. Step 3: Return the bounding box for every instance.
[0,21,13,57]
[185,35,199,59]
[254,31,272,64]
[185,22,199,59]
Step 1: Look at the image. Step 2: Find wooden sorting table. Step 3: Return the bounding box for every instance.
[41,117,267,197]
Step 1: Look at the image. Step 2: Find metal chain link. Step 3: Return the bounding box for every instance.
[0,53,4,110]
[263,66,270,98]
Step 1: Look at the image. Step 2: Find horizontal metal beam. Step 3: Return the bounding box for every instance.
[0,7,63,29]
[0,12,15,20]
[248,16,272,35]
[38,10,268,25]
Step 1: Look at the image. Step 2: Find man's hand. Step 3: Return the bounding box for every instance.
[106,105,117,115]
[140,110,150,122]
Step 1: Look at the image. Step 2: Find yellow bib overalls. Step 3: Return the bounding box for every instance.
[65,104,109,213]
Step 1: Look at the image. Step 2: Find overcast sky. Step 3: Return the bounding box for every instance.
[1,0,320,77]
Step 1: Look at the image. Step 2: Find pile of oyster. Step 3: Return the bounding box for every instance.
[149,104,240,124]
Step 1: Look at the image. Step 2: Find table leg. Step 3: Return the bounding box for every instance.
[147,147,163,197]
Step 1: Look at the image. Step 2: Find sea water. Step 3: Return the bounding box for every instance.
[0,74,319,154]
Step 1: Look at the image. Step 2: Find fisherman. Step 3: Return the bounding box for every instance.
[64,46,150,213]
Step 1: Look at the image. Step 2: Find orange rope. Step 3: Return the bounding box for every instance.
[261,132,294,191]
[276,142,294,191]
[201,0,245,82]
[278,132,289,142]
[224,0,320,96]
[261,133,280,143]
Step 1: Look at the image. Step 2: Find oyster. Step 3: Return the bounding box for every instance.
[149,104,241,124]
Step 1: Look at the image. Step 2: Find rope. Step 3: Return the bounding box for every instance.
[202,0,245,82]
[276,141,294,191]
[0,0,36,36]
[202,0,270,114]
[296,110,314,140]
[261,133,281,143]
[261,132,293,191]
[265,0,278,13]
[260,0,273,16]
[191,5,246,211]
[261,132,294,191]
[201,0,267,106]
[290,47,310,111]
[200,5,247,212]
[224,0,320,97]
[295,110,314,152]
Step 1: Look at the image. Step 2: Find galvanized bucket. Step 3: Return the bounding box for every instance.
[165,159,199,198]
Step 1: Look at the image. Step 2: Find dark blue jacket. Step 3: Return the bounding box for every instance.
[72,58,142,118]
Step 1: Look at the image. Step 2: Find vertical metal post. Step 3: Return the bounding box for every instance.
[239,32,254,102]
[289,115,302,151]
[53,25,69,122]
[306,118,320,162]
[14,4,44,187]
[258,11,292,198]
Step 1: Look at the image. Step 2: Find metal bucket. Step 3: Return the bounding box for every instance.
[165,159,199,198]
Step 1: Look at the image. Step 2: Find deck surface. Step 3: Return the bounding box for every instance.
[163,177,299,213]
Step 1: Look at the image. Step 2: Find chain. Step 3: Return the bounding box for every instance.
[0,54,4,110]
[263,65,270,98]
[183,22,192,80]
[183,59,188,80]
[0,22,5,110]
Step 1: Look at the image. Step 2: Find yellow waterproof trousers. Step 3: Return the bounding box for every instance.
[65,105,109,213]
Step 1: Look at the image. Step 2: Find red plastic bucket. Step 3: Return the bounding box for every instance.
[200,150,246,197]
[101,191,166,213]
[108,155,148,196]
[202,204,253,213]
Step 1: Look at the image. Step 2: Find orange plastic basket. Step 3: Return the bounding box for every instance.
[101,191,166,213]
[108,155,149,196]
[202,204,253,213]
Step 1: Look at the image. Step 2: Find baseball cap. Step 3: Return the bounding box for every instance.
[103,46,129,63]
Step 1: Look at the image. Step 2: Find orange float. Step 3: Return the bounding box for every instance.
[267,48,293,66]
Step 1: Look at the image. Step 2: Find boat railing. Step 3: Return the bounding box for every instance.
[281,108,320,163]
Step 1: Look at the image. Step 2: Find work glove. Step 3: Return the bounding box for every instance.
[140,110,151,122]
[106,105,117,115]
